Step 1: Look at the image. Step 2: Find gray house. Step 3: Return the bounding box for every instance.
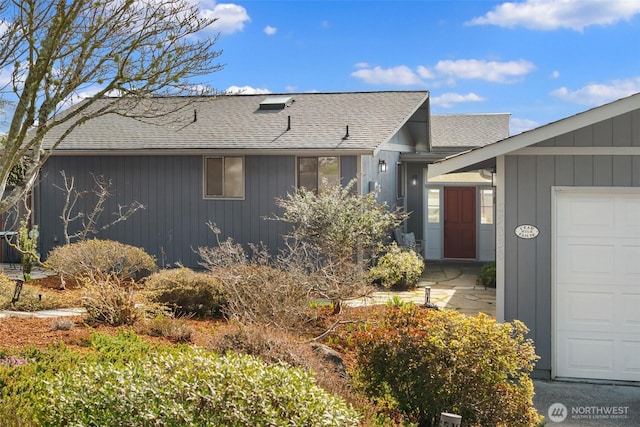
[30,91,508,269]
[429,92,640,382]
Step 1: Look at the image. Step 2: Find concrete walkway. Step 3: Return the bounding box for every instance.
[350,261,496,317]
[1,262,496,318]
[0,264,85,319]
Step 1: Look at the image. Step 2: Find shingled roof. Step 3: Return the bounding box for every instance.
[430,113,510,148]
[44,91,430,154]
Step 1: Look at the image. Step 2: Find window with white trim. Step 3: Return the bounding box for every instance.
[480,188,494,224]
[204,156,244,199]
[427,188,440,223]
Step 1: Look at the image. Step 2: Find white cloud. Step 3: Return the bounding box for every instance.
[200,3,251,34]
[264,25,277,35]
[435,59,535,83]
[224,85,271,94]
[350,65,423,85]
[550,76,640,106]
[550,70,560,79]
[509,117,540,135]
[352,58,534,88]
[431,92,485,108]
[416,65,435,80]
[468,0,640,32]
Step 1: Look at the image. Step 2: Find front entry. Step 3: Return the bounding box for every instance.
[443,187,476,259]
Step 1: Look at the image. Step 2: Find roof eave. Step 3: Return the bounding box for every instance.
[428,92,640,178]
[49,148,375,156]
[373,92,430,157]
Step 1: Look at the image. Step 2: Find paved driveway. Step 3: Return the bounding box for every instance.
[534,379,640,426]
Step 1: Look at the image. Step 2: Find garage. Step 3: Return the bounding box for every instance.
[554,188,640,381]
[428,92,640,380]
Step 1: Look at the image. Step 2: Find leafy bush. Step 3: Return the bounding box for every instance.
[45,239,157,284]
[0,331,153,426]
[370,243,425,289]
[477,261,497,288]
[17,220,39,281]
[28,346,359,426]
[144,267,226,318]
[338,306,541,426]
[269,179,409,306]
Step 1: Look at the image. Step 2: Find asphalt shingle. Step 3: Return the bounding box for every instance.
[44,91,431,153]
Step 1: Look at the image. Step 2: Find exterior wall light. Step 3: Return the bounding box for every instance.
[379,159,387,172]
[411,174,418,186]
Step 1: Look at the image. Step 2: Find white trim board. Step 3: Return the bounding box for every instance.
[511,147,640,156]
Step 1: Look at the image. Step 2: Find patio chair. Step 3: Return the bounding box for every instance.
[394,229,423,254]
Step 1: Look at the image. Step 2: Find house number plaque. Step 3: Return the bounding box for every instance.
[514,224,539,239]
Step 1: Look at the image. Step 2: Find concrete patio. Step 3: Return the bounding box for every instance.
[350,261,496,317]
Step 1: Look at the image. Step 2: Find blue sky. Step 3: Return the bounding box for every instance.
[199,0,640,134]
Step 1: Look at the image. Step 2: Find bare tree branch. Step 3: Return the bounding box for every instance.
[56,170,145,244]
[0,0,224,213]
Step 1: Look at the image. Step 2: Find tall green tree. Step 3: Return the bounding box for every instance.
[0,0,223,213]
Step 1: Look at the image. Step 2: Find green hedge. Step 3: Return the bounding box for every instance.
[0,331,359,427]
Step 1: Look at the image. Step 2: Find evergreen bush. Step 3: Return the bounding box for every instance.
[370,243,425,289]
[45,239,157,283]
[144,267,226,318]
[339,306,542,426]
[35,346,359,426]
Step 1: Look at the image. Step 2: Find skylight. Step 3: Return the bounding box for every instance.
[259,96,293,110]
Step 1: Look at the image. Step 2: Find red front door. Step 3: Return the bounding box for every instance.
[443,187,476,259]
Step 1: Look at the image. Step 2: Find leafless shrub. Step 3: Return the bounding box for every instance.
[136,315,194,343]
[50,318,75,331]
[80,276,157,326]
[211,264,314,332]
[273,237,374,313]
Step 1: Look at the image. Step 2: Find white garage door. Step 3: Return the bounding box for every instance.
[555,188,640,381]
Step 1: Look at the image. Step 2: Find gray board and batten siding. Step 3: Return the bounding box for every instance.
[33,92,429,268]
[35,154,359,269]
[503,108,640,378]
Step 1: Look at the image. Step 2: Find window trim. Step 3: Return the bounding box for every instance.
[203,155,245,200]
[480,187,494,225]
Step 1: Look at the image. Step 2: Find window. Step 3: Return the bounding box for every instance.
[480,188,494,224]
[204,156,244,199]
[297,157,339,193]
[427,188,440,223]
[396,162,406,198]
